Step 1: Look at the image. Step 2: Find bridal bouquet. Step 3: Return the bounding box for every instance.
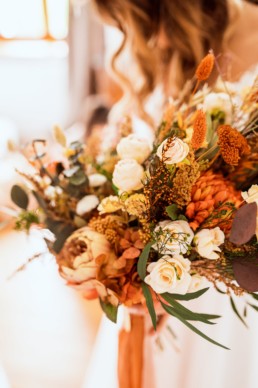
[10,53,258,350]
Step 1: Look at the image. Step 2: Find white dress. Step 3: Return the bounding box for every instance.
[83,68,258,388]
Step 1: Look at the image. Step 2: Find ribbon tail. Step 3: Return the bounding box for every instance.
[118,314,145,388]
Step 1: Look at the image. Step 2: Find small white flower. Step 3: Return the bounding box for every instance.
[144,255,192,294]
[242,185,258,204]
[242,185,258,239]
[112,159,145,193]
[117,134,152,164]
[157,137,189,164]
[55,187,63,195]
[153,220,194,255]
[44,185,56,199]
[203,92,232,124]
[194,227,225,260]
[89,173,107,187]
[188,274,208,293]
[76,195,99,216]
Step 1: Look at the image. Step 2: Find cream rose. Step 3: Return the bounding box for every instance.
[188,274,208,293]
[88,173,107,187]
[242,185,258,239]
[203,92,232,123]
[194,227,225,260]
[117,134,152,164]
[76,194,99,215]
[112,158,145,193]
[58,227,111,283]
[144,255,192,294]
[97,195,123,214]
[153,220,194,255]
[156,137,189,164]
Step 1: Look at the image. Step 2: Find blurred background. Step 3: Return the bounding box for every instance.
[0,1,122,387]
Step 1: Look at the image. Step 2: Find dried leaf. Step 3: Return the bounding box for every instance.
[229,203,257,246]
[233,256,258,292]
[113,256,126,269]
[53,125,66,147]
[134,239,145,249]
[122,247,141,259]
[119,238,131,250]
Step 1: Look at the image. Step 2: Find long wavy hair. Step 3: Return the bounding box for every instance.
[93,0,241,124]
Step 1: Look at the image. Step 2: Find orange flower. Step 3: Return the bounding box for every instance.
[191,110,207,150]
[186,171,241,232]
[218,125,250,166]
[195,52,215,82]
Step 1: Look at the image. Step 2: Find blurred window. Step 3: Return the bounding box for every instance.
[0,0,69,40]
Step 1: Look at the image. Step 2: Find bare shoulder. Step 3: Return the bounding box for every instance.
[227,1,258,78]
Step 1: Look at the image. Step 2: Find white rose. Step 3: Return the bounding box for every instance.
[76,194,99,215]
[242,185,258,239]
[117,134,152,164]
[153,220,194,255]
[194,227,225,260]
[144,255,192,294]
[157,137,189,164]
[188,274,208,293]
[203,92,232,124]
[88,173,107,187]
[112,159,145,193]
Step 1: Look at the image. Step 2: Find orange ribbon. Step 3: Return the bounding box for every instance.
[118,314,145,388]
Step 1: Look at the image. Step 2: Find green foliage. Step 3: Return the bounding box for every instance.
[141,282,157,330]
[69,169,87,186]
[161,302,229,349]
[99,299,118,323]
[15,210,40,231]
[45,218,75,253]
[161,293,220,324]
[230,297,248,327]
[137,241,153,280]
[11,185,29,210]
[162,287,209,301]
[166,204,178,221]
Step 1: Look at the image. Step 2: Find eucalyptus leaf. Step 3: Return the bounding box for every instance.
[178,215,187,221]
[161,302,229,350]
[166,204,178,221]
[11,185,29,210]
[32,191,47,210]
[162,287,209,301]
[141,282,157,330]
[137,241,153,280]
[52,224,76,253]
[248,303,258,312]
[161,294,220,324]
[230,296,248,328]
[69,170,87,186]
[99,299,118,323]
